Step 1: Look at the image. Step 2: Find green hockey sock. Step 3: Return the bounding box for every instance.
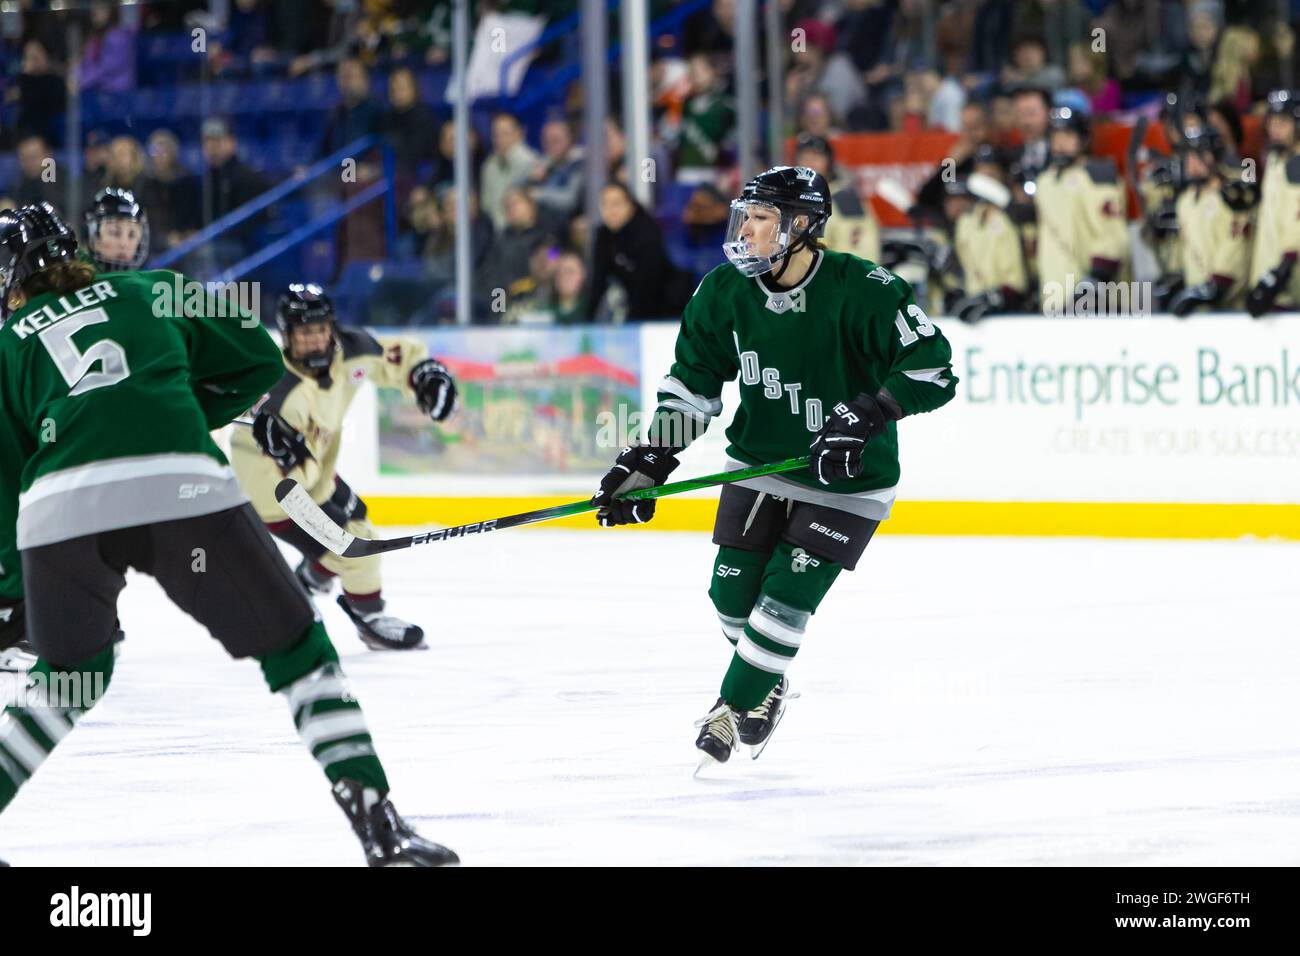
[259,621,389,794]
[708,546,770,645]
[720,539,841,711]
[0,646,115,814]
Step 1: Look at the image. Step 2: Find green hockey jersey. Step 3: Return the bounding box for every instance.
[651,249,957,519]
[0,269,283,597]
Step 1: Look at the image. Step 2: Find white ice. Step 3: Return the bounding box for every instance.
[1,530,1297,866]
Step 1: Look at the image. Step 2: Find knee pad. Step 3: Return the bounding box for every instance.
[758,538,841,617]
[709,546,770,644]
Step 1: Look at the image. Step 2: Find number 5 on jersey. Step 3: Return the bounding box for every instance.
[38,307,130,396]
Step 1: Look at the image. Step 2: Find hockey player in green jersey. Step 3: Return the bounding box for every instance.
[592,167,958,767]
[0,187,148,673]
[0,203,456,865]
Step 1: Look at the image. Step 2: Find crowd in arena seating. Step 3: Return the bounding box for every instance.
[2,1,1298,323]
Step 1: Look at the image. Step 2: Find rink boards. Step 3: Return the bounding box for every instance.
[322,315,1300,540]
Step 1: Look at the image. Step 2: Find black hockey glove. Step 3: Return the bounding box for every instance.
[410,358,458,422]
[809,391,896,486]
[592,445,680,527]
[252,410,312,475]
[321,477,365,529]
[0,599,25,651]
[1245,254,1296,318]
[1170,279,1227,318]
[1153,272,1185,312]
[953,289,1003,323]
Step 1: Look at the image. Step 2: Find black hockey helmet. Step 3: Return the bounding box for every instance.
[276,282,337,373]
[83,186,149,272]
[723,165,831,278]
[0,202,79,323]
[1048,105,1089,139]
[1181,121,1226,164]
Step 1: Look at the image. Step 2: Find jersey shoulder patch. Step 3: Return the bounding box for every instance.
[337,327,383,360]
[258,368,302,417]
[1285,154,1300,185]
[1085,157,1119,184]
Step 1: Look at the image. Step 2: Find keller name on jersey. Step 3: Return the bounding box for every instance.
[6,281,119,339]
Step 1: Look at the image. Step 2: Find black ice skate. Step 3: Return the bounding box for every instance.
[295,559,335,596]
[332,779,458,867]
[336,595,425,651]
[737,677,799,760]
[694,698,741,772]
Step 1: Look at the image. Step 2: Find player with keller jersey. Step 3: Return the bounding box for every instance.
[591,166,958,767]
[0,203,456,866]
[229,283,457,651]
[0,187,150,674]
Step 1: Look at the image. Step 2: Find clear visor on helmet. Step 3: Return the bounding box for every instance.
[722,200,799,277]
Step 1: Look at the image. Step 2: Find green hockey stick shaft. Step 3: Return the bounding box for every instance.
[275,456,811,558]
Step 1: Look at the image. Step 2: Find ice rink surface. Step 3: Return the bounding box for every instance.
[2,529,1297,866]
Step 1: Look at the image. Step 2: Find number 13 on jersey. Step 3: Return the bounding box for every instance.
[894,304,935,347]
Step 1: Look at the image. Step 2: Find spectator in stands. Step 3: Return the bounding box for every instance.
[989,88,1019,150]
[507,246,592,325]
[1209,26,1260,114]
[605,116,628,184]
[101,136,154,200]
[527,117,584,220]
[1010,86,1051,183]
[1183,1,1221,99]
[479,187,559,304]
[1001,35,1065,93]
[914,102,994,222]
[837,0,900,80]
[382,66,437,175]
[79,1,137,93]
[319,57,382,158]
[9,40,65,147]
[786,19,865,133]
[892,71,936,132]
[13,135,61,208]
[502,241,561,322]
[200,118,267,255]
[223,0,281,72]
[429,120,485,191]
[146,129,200,249]
[481,112,541,232]
[1095,0,1187,90]
[681,183,731,248]
[794,133,880,262]
[675,53,736,185]
[1067,44,1120,116]
[796,93,840,140]
[416,184,494,284]
[589,181,691,321]
[683,0,737,59]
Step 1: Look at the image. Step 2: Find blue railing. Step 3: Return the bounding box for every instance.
[149,134,394,277]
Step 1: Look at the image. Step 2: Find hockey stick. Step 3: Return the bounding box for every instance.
[274,456,812,558]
